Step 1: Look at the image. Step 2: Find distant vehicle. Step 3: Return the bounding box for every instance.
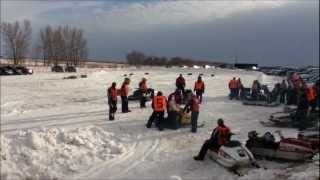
[5,66,23,75]
[15,66,33,75]
[65,66,77,72]
[52,65,64,72]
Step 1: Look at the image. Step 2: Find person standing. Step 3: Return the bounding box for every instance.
[184,90,200,133]
[194,76,205,103]
[293,92,309,130]
[146,91,167,131]
[236,78,243,100]
[306,84,317,112]
[167,92,182,129]
[280,80,287,104]
[120,78,131,113]
[228,77,238,100]
[176,74,186,94]
[139,78,148,108]
[107,82,118,121]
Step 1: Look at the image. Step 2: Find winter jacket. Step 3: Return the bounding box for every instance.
[139,80,147,93]
[176,77,186,87]
[108,87,118,102]
[152,96,167,112]
[194,81,205,92]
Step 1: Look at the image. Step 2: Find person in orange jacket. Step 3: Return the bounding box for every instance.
[194,76,205,103]
[139,78,148,108]
[107,82,118,120]
[305,84,317,112]
[120,78,131,113]
[194,119,231,161]
[184,90,200,133]
[146,91,167,131]
[228,77,238,100]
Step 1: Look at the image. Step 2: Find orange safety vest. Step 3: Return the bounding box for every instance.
[307,86,316,101]
[229,80,237,89]
[217,126,230,145]
[108,87,118,101]
[121,84,129,96]
[195,81,204,91]
[153,96,167,112]
[139,81,147,93]
[192,97,200,112]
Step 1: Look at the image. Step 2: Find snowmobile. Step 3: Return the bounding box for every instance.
[128,88,154,101]
[246,130,315,161]
[242,100,280,107]
[298,126,320,151]
[261,110,319,128]
[207,135,259,175]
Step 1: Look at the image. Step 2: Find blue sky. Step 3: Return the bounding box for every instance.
[1,0,319,66]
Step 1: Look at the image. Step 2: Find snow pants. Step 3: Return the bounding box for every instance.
[146,111,165,130]
[196,91,203,103]
[121,96,129,113]
[109,100,117,120]
[191,111,199,133]
[196,139,220,160]
[140,93,147,108]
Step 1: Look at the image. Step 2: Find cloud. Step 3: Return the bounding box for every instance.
[56,1,287,32]
[2,1,287,32]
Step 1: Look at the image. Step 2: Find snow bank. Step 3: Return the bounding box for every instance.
[1,126,125,180]
[240,157,319,180]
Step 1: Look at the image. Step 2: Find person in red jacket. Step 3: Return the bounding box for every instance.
[120,78,131,113]
[194,76,205,103]
[107,82,118,120]
[146,91,167,131]
[176,74,186,93]
[194,119,231,161]
[184,90,200,133]
[139,78,148,108]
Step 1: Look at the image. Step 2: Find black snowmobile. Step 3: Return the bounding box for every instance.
[261,110,319,128]
[241,85,280,107]
[128,88,154,101]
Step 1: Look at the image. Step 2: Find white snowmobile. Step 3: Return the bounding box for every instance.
[207,136,259,175]
[246,130,315,161]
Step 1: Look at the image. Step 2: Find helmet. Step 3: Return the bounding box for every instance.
[263,132,275,142]
[217,118,224,126]
[248,131,258,139]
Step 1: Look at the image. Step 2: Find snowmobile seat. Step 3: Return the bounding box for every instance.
[224,140,242,147]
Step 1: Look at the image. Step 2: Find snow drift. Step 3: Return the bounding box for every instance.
[0,126,125,180]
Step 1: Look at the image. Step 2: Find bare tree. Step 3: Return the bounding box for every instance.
[38,25,88,66]
[1,20,32,65]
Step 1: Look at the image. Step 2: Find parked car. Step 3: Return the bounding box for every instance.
[52,65,64,72]
[15,66,33,75]
[65,66,76,72]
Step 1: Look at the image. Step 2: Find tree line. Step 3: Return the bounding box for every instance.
[126,51,219,67]
[1,19,88,66]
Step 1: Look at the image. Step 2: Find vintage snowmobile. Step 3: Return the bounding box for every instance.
[207,135,259,175]
[298,126,320,151]
[246,130,315,161]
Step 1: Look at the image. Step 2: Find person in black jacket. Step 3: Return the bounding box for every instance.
[107,82,118,120]
[293,92,309,130]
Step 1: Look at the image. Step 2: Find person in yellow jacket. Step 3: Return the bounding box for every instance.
[146,91,167,131]
[194,76,205,103]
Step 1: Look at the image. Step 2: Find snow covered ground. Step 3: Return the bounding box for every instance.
[1,67,319,180]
